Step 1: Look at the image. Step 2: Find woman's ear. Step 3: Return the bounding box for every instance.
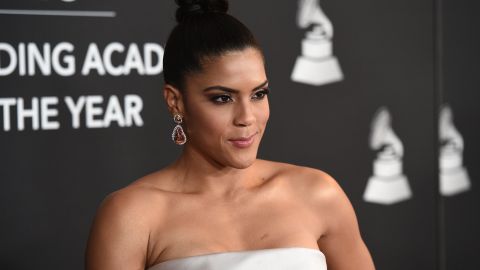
[163,84,185,116]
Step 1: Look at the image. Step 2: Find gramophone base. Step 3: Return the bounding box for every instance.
[440,167,471,196]
[363,175,412,205]
[291,56,343,86]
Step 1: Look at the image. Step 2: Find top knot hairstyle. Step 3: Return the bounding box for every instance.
[163,0,262,90]
[175,0,228,22]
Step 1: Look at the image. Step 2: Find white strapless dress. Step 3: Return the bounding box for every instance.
[147,247,327,270]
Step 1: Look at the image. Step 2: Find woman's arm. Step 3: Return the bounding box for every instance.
[313,172,375,270]
[85,189,151,270]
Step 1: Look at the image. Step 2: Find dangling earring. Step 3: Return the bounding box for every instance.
[171,114,187,145]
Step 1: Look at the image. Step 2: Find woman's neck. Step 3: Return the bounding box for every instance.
[169,145,259,197]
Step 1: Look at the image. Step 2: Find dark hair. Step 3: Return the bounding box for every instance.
[163,0,262,90]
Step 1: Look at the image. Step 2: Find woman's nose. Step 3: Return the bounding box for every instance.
[233,99,255,127]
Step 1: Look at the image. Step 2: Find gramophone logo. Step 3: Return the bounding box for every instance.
[363,107,412,205]
[291,0,343,86]
[439,104,471,196]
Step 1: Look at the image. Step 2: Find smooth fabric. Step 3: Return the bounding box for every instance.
[147,247,327,270]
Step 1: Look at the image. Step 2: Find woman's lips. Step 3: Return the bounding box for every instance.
[228,133,257,148]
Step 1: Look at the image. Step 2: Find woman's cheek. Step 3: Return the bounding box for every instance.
[256,102,270,126]
[197,106,231,134]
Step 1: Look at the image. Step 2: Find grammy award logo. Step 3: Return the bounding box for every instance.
[363,107,412,205]
[291,0,343,86]
[439,104,471,196]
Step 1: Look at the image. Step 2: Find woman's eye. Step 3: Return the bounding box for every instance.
[252,88,270,100]
[211,95,233,104]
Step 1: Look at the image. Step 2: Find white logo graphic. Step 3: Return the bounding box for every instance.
[0,0,115,18]
[363,107,412,205]
[291,0,343,86]
[439,104,471,196]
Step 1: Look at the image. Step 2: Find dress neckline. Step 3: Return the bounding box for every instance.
[147,246,325,269]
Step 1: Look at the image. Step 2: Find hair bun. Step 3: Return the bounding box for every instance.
[175,0,229,22]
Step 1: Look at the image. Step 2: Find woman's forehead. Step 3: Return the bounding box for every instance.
[189,48,267,89]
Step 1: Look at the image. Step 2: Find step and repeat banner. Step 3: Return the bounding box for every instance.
[0,0,477,269]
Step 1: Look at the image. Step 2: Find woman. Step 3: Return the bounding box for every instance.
[85,0,375,269]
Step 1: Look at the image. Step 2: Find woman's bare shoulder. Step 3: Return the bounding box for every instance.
[86,187,151,268]
[256,159,347,207]
[88,187,152,242]
[95,168,175,223]
[89,168,178,238]
[85,170,175,269]
[257,159,338,186]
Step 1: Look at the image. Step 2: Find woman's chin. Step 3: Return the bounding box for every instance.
[231,161,255,169]
[226,153,257,169]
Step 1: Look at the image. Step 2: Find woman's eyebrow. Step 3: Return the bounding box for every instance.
[202,80,269,93]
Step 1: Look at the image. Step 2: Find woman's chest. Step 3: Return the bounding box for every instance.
[147,196,324,266]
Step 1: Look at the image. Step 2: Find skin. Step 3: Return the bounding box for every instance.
[85,47,375,270]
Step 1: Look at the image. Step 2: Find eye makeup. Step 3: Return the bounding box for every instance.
[252,88,270,100]
[208,87,270,105]
[202,80,269,93]
[210,94,233,104]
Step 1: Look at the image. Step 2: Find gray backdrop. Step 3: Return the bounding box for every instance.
[0,0,478,269]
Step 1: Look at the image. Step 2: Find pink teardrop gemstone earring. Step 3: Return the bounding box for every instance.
[171,114,187,145]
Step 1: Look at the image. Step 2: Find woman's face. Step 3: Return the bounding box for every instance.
[182,47,269,169]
